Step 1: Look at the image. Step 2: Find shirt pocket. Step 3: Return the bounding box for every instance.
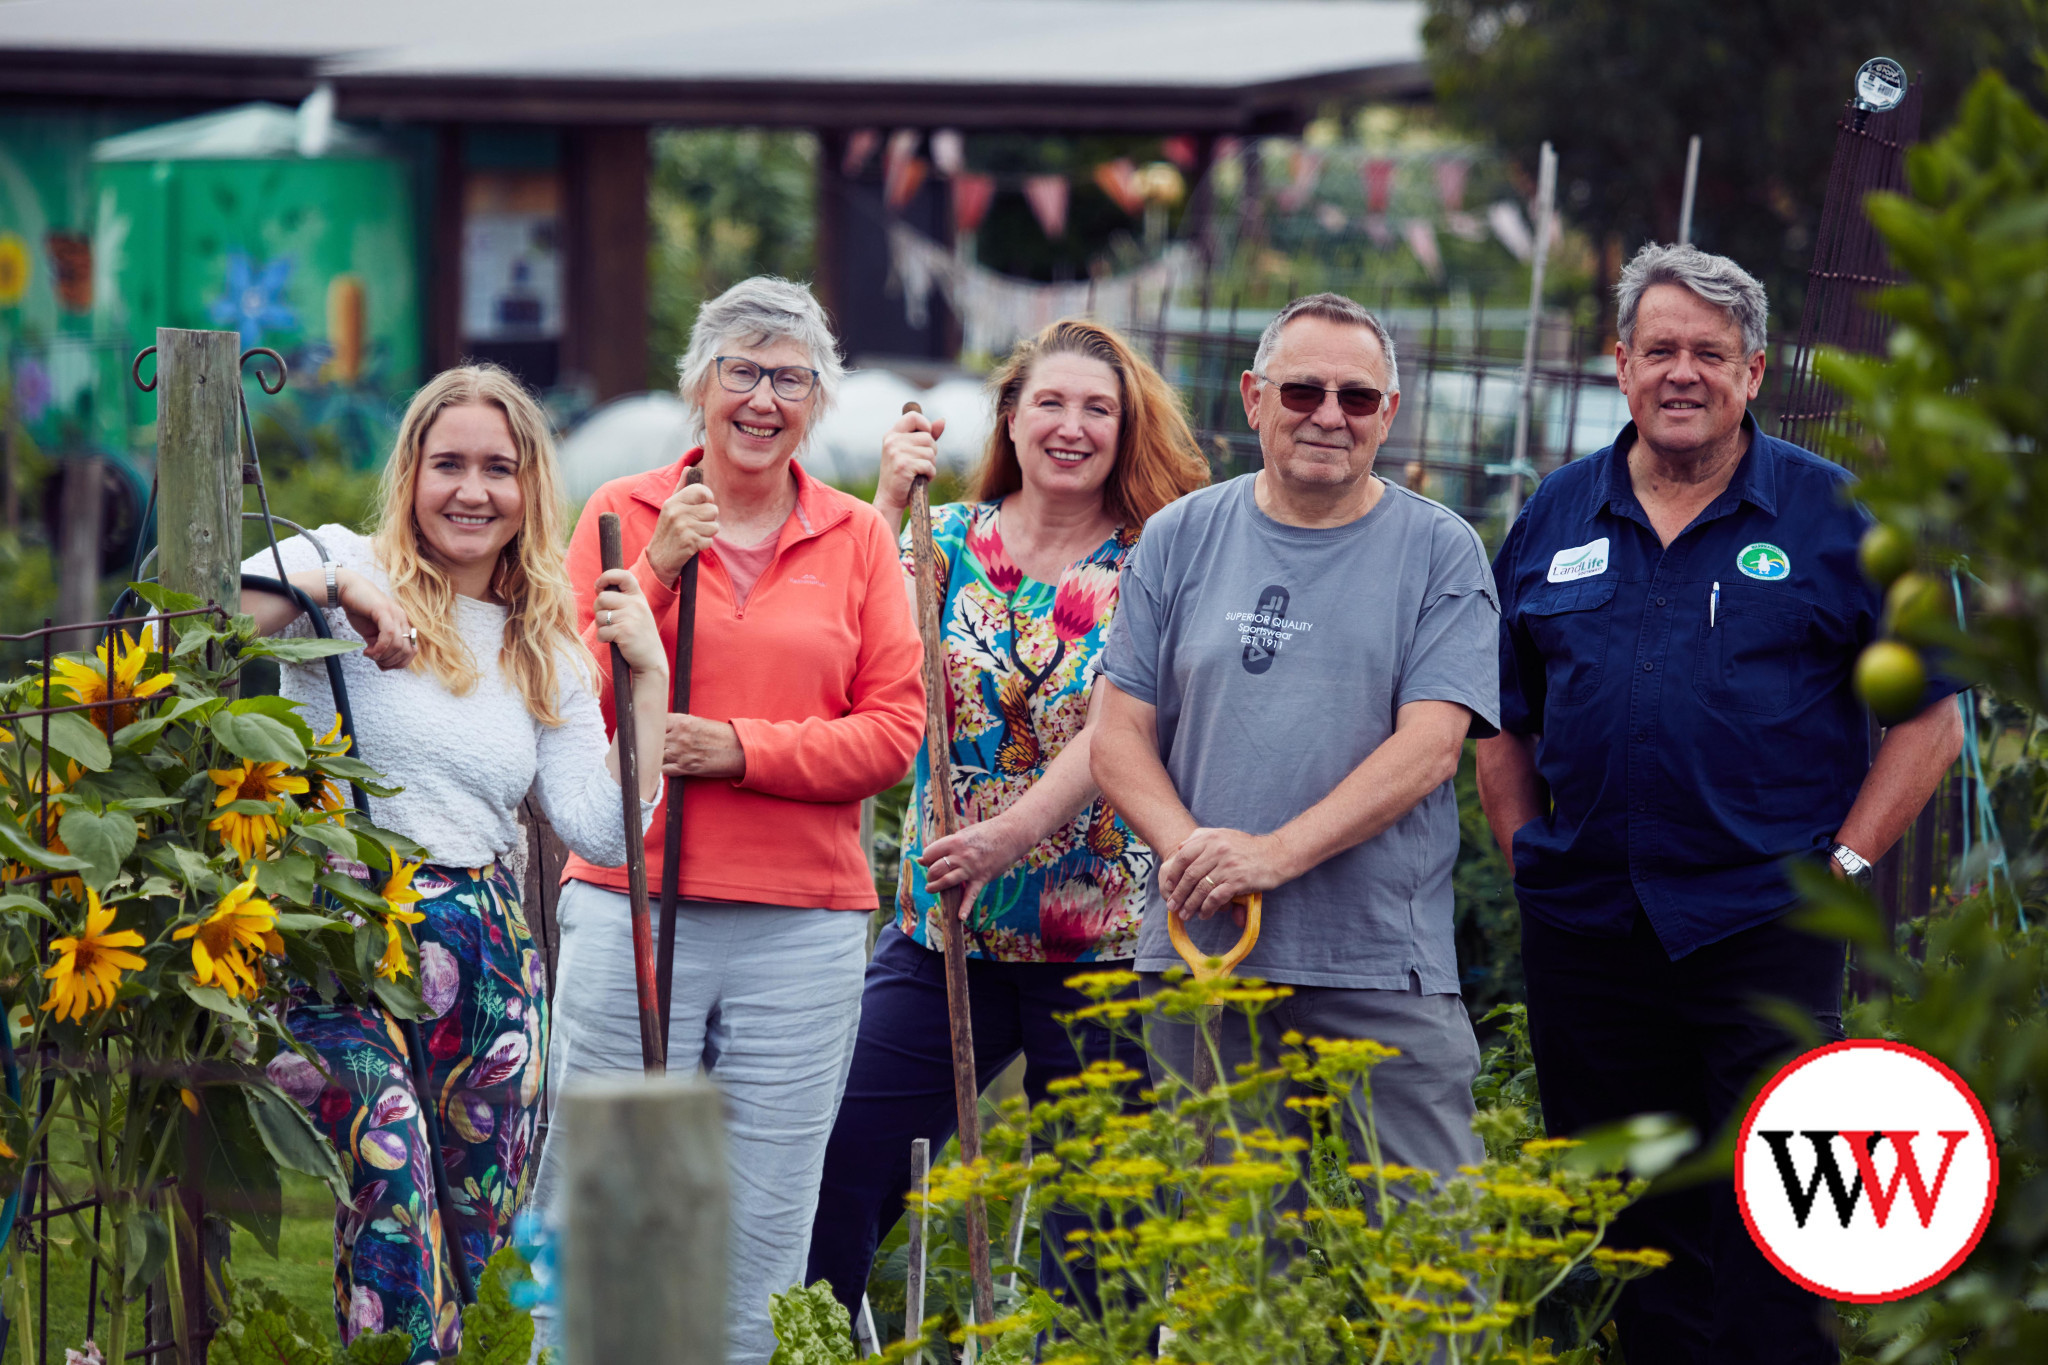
[1692,586,1814,718]
[1520,578,1619,708]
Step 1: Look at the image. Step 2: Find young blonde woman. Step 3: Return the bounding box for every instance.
[239,364,666,1364]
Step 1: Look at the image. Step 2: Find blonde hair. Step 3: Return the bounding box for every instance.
[972,318,1209,527]
[371,364,590,725]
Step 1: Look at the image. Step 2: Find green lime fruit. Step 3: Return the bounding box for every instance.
[1885,571,1949,646]
[1856,640,1928,722]
[1859,523,1914,587]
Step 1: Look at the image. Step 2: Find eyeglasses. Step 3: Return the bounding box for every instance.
[1258,375,1388,417]
[715,357,820,402]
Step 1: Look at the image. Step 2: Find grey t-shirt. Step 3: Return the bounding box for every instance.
[1099,474,1501,993]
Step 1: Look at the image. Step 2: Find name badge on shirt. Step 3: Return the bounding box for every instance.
[1547,537,1611,584]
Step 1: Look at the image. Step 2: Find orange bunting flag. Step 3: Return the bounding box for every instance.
[884,130,927,210]
[1094,158,1145,215]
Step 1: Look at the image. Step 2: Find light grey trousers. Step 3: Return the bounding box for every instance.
[1140,973,1486,1179]
[530,881,868,1365]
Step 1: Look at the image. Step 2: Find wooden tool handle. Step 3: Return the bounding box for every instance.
[901,399,994,1325]
[655,464,707,1064]
[599,511,665,1074]
[1168,892,1264,981]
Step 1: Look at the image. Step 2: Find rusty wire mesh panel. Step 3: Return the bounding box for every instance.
[1,605,231,1364]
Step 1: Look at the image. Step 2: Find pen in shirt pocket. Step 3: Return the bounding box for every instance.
[1710,580,1720,628]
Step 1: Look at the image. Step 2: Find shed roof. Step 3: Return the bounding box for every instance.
[0,0,1427,131]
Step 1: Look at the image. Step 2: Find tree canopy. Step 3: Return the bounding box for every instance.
[1422,0,2042,324]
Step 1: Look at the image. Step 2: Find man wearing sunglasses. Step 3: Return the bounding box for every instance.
[1094,292,1501,1183]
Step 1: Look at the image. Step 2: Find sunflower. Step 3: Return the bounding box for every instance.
[51,625,176,736]
[374,906,425,981]
[0,234,28,306]
[172,874,282,999]
[303,715,352,825]
[208,761,310,862]
[42,889,148,1023]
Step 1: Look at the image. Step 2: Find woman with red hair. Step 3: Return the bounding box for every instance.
[807,318,1209,1319]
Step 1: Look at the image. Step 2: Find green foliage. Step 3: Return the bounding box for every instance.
[1422,0,2044,313]
[810,972,1663,1365]
[249,453,385,539]
[648,130,818,389]
[1796,65,2048,1363]
[1454,742,1522,1018]
[213,1252,547,1365]
[0,601,423,1360]
[769,1280,860,1365]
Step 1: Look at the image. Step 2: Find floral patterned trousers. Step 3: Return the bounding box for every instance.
[267,863,547,1364]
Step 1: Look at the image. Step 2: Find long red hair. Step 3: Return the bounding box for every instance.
[970,318,1208,527]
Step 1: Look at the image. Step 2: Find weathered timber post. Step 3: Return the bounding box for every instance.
[155,328,241,608]
[561,1075,726,1365]
[155,327,241,1365]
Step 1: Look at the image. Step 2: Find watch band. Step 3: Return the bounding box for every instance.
[323,561,340,609]
[1830,842,1873,879]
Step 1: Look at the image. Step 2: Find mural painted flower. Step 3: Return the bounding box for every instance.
[208,251,297,350]
[13,357,50,424]
[0,233,29,305]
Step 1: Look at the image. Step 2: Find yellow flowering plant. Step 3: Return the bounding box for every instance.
[847,974,1678,1365]
[0,585,429,1361]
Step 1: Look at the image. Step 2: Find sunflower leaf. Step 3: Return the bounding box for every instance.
[57,807,139,889]
[0,893,57,923]
[244,1079,349,1203]
[146,842,219,897]
[241,637,362,663]
[317,871,387,915]
[42,711,111,772]
[209,712,307,766]
[290,822,362,862]
[122,1205,173,1299]
[253,853,317,906]
[178,979,255,1028]
[112,716,174,753]
[127,582,205,614]
[0,813,90,874]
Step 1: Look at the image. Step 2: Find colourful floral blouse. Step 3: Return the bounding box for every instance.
[896,499,1153,962]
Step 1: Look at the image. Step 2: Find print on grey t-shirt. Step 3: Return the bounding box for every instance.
[1099,474,1501,994]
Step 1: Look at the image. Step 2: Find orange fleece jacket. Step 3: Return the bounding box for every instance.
[560,450,925,910]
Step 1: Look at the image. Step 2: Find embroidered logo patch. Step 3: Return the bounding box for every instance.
[1547,537,1611,584]
[1738,543,1791,581]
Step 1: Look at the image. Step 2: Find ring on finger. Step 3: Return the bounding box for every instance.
[601,609,614,627]
[1202,874,1217,890]
[402,627,417,644]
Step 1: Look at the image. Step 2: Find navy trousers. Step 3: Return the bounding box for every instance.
[1520,907,1847,1364]
[806,925,1139,1324]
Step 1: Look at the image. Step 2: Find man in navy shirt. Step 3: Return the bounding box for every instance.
[1476,243,1962,1363]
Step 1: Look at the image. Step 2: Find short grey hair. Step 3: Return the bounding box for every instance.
[676,276,845,444]
[1251,293,1400,395]
[1616,243,1769,357]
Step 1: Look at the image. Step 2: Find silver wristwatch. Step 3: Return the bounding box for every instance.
[323,561,340,609]
[1829,842,1873,882]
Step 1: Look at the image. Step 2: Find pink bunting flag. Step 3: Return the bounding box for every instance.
[1403,218,1443,278]
[843,129,880,177]
[952,173,996,235]
[930,129,966,178]
[1434,157,1470,212]
[1162,135,1199,170]
[1024,175,1069,238]
[1362,158,1396,215]
[1278,147,1325,212]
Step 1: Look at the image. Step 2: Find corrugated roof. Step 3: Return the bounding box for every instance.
[0,0,1427,130]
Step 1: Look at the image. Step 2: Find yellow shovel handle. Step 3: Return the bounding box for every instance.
[1167,893,1263,980]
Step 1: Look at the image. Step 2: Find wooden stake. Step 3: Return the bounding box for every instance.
[901,402,995,1328]
[905,1136,929,1353]
[154,329,241,610]
[559,1075,725,1365]
[599,512,665,1074]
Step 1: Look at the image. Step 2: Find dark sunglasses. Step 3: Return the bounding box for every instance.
[1260,375,1388,417]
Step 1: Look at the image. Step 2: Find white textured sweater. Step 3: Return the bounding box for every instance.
[244,526,643,869]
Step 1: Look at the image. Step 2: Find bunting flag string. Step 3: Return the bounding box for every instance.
[887,222,1192,356]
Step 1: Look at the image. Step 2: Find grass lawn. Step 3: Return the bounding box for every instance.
[2,1170,340,1363]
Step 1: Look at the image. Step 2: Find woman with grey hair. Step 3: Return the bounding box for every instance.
[533,276,926,1364]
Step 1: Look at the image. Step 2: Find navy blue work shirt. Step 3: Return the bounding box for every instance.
[1493,415,1959,959]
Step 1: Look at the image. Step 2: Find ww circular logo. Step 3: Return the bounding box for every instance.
[1736,1040,1997,1302]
